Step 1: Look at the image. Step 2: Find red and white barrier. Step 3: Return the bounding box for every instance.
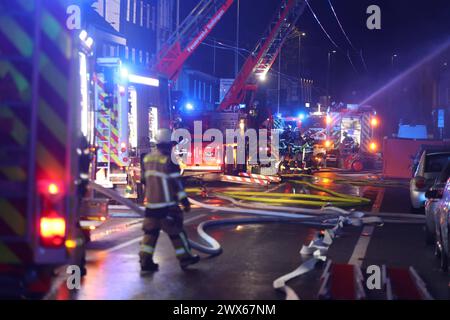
[221,175,270,186]
[238,172,281,183]
[385,266,433,300]
[318,261,366,300]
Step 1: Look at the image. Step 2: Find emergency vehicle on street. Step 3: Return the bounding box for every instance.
[0,0,87,298]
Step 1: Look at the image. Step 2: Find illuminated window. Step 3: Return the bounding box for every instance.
[133,0,137,24]
[146,4,151,29]
[126,0,131,21]
[140,1,144,27]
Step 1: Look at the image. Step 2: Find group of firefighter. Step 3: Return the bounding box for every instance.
[279,125,359,170]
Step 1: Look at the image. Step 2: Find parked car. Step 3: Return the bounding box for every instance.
[410,147,450,211]
[425,179,450,272]
[424,162,450,244]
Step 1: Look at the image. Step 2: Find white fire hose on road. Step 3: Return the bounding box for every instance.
[90,182,383,299]
[90,182,357,255]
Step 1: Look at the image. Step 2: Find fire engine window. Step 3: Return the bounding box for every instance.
[341,117,362,145]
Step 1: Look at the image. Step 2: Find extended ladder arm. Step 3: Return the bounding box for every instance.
[218,0,306,111]
[154,0,234,81]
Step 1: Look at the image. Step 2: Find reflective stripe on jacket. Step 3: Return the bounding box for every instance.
[143,149,187,209]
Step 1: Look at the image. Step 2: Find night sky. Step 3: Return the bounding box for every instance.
[181,0,449,90]
[180,0,450,133]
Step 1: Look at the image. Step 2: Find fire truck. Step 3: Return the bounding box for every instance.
[92,0,234,194]
[92,58,133,193]
[180,0,308,176]
[0,0,87,298]
[324,104,380,171]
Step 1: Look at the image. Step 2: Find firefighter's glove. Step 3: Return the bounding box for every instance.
[181,197,191,213]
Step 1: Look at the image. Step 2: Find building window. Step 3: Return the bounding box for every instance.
[126,0,131,21]
[146,52,150,65]
[131,48,136,63]
[193,80,197,98]
[140,1,144,27]
[139,50,143,64]
[146,4,151,29]
[133,0,137,24]
[125,46,129,60]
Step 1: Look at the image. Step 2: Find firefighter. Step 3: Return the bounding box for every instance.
[139,128,200,274]
[342,132,355,151]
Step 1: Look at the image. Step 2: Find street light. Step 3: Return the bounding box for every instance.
[259,73,267,82]
[327,50,337,100]
[298,31,306,77]
[391,54,398,68]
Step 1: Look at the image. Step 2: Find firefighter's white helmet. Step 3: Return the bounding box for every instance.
[156,128,173,145]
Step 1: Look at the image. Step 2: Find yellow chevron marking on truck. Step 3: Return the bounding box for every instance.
[98,116,120,139]
[38,98,66,146]
[0,200,26,236]
[0,242,20,264]
[0,167,26,182]
[0,105,28,146]
[36,143,65,179]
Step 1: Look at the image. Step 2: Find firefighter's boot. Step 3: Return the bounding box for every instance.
[140,261,159,275]
[180,255,200,270]
[140,248,159,275]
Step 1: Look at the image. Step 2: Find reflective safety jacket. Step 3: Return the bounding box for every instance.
[143,149,187,209]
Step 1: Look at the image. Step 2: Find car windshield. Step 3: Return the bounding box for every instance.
[424,153,450,173]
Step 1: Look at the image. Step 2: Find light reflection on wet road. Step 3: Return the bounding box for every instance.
[48,172,448,300]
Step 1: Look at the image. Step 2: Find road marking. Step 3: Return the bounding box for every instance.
[90,218,143,242]
[372,188,385,213]
[328,176,380,268]
[348,225,375,267]
[103,213,207,254]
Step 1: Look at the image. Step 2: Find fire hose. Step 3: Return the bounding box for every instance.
[283,173,409,188]
[218,191,369,207]
[90,182,370,255]
[90,182,382,299]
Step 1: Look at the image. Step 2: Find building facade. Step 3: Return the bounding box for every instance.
[72,0,176,150]
[177,68,220,112]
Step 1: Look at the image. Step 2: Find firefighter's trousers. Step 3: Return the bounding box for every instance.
[139,206,195,267]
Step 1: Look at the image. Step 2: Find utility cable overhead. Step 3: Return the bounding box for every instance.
[346,50,358,74]
[304,0,339,49]
[359,49,369,72]
[327,0,357,51]
[305,0,358,73]
[328,0,368,72]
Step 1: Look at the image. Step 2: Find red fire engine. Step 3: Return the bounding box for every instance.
[0,0,87,298]
[324,104,380,171]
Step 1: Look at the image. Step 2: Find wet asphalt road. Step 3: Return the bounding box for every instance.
[48,172,449,300]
